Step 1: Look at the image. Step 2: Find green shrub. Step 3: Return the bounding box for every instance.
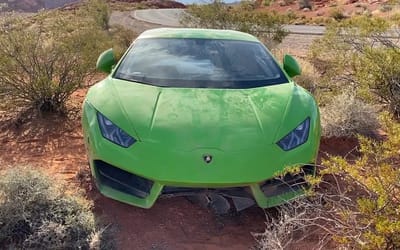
[0,2,114,113]
[0,167,107,249]
[320,112,400,249]
[85,0,110,30]
[181,0,290,46]
[255,113,400,249]
[310,16,400,115]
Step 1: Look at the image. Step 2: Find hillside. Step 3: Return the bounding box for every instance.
[0,0,79,12]
[262,0,397,24]
[0,0,185,12]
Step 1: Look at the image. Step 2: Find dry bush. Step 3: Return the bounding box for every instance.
[0,167,110,249]
[298,0,312,10]
[329,8,347,21]
[253,196,338,250]
[321,91,380,138]
[292,57,319,95]
[109,24,138,59]
[253,202,316,250]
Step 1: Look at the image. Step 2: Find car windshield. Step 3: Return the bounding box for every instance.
[114,38,288,89]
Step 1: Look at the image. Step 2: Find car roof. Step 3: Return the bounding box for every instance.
[137,28,259,42]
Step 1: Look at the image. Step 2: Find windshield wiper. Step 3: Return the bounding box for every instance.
[115,72,151,85]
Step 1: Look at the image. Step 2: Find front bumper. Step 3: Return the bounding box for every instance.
[82,102,320,209]
[92,159,315,209]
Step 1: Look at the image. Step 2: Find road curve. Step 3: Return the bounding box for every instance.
[133,9,184,27]
[133,9,326,35]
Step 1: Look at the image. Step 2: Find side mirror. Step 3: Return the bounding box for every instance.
[96,48,116,74]
[283,54,301,78]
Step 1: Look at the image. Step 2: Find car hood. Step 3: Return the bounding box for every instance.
[88,78,295,151]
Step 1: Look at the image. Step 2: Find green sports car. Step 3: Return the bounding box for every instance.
[82,28,320,212]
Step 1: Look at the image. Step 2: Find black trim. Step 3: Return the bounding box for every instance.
[95,160,153,198]
[261,165,314,197]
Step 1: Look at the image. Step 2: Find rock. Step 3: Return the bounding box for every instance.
[355,9,363,15]
[371,9,381,15]
[303,7,311,12]
[298,0,312,10]
[363,9,372,16]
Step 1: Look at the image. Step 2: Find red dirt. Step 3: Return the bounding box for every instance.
[0,88,266,249]
[263,0,394,23]
[0,87,352,249]
[319,137,360,159]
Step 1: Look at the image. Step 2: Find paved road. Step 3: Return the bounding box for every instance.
[133,8,184,27]
[133,9,326,35]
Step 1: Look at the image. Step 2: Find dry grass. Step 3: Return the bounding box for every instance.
[321,91,380,138]
[292,57,320,95]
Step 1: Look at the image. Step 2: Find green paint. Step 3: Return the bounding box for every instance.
[82,28,321,209]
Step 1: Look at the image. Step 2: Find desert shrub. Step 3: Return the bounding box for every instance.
[298,0,312,10]
[321,91,380,138]
[380,4,393,12]
[85,0,110,30]
[319,113,400,248]
[255,113,400,249]
[253,197,337,250]
[253,202,313,250]
[0,167,107,249]
[311,16,400,115]
[291,57,319,95]
[330,8,347,21]
[109,24,138,59]
[181,0,290,46]
[0,1,113,113]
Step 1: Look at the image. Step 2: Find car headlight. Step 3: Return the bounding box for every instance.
[97,112,136,148]
[277,118,310,151]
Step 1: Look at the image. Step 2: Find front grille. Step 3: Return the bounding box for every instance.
[261,165,314,197]
[161,186,253,198]
[161,186,255,213]
[95,160,153,198]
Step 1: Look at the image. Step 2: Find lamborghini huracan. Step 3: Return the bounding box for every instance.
[82,28,321,212]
